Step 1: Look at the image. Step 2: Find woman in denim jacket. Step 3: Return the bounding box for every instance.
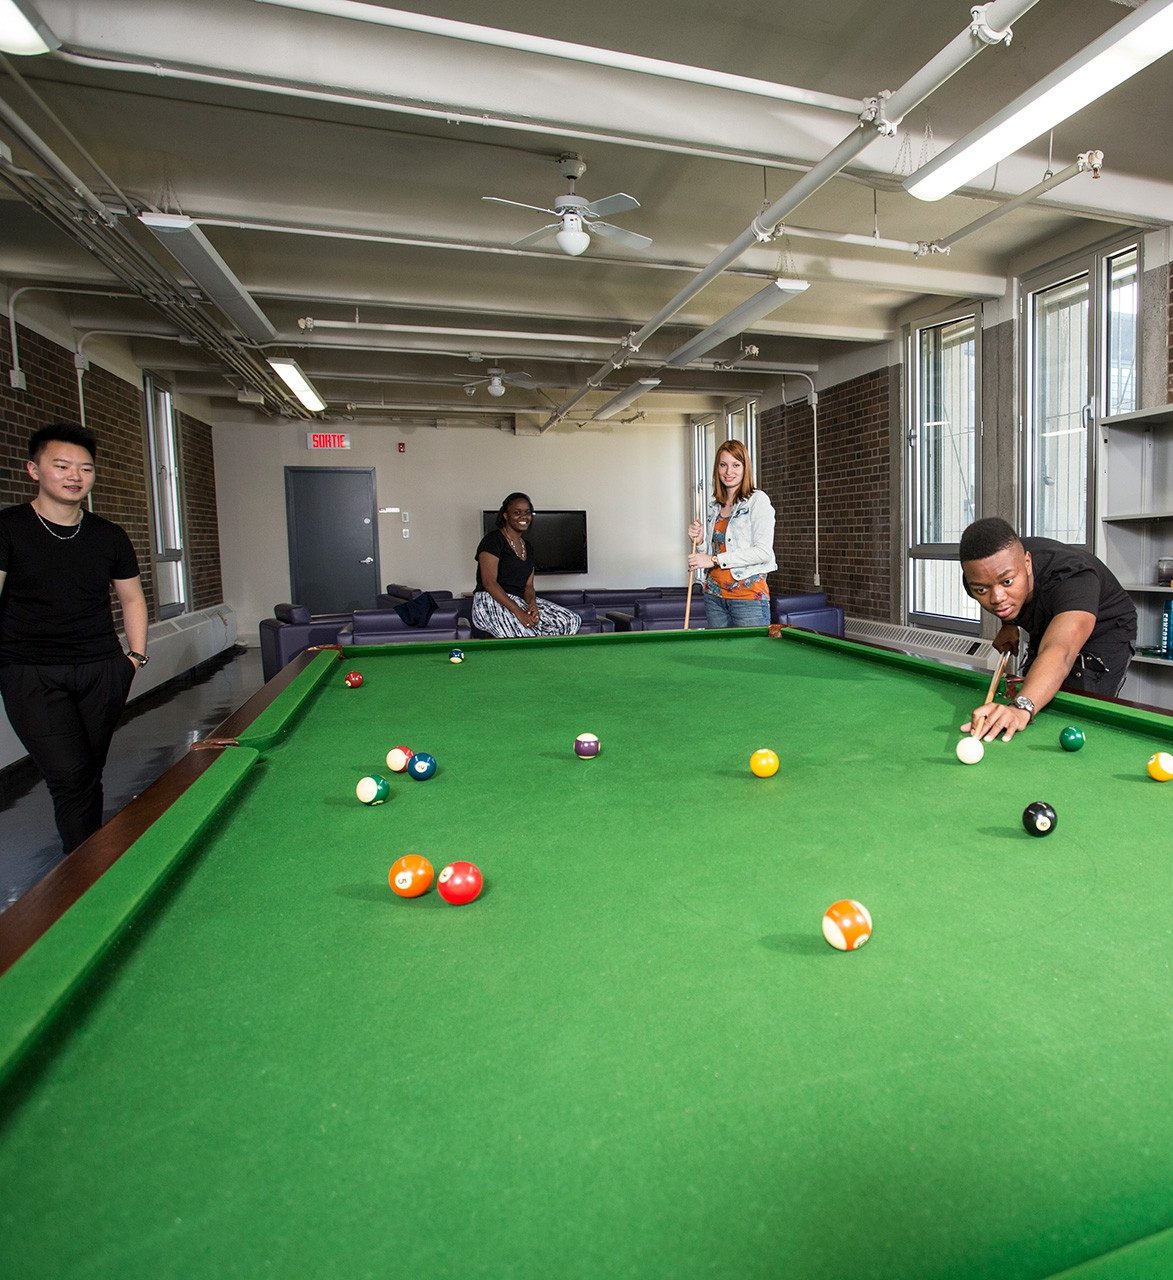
[687,440,776,628]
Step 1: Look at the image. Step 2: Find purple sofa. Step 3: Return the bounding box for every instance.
[607,591,844,636]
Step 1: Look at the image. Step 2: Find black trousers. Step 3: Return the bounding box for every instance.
[1058,644,1135,699]
[0,656,135,854]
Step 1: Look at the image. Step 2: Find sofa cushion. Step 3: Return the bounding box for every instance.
[274,602,311,625]
[770,593,827,619]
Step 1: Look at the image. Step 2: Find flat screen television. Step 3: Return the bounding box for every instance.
[481,509,588,575]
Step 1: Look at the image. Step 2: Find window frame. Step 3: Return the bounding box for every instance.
[905,304,983,635]
[143,373,189,622]
[1020,234,1140,549]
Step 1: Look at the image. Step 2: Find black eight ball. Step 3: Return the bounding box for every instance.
[1022,801,1058,837]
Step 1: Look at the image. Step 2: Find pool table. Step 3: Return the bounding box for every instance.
[1,628,1171,1280]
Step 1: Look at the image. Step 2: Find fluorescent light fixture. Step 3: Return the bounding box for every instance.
[665,279,809,367]
[594,377,661,421]
[268,358,327,412]
[139,212,278,343]
[0,0,60,54]
[554,214,591,257]
[906,0,1173,201]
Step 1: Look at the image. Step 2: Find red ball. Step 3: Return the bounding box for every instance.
[437,861,483,905]
[344,671,363,688]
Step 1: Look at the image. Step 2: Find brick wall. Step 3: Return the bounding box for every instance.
[759,366,895,622]
[179,411,223,609]
[1,317,225,623]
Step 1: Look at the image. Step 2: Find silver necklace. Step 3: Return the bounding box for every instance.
[32,504,84,541]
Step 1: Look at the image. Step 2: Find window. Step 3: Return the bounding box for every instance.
[1023,239,1139,546]
[1104,246,1138,417]
[907,313,980,627]
[692,400,759,518]
[144,375,187,619]
[1028,273,1090,543]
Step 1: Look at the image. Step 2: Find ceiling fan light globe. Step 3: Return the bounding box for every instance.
[555,227,591,256]
[487,377,506,397]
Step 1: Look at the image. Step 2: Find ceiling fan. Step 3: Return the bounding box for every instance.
[483,153,652,257]
[463,367,536,398]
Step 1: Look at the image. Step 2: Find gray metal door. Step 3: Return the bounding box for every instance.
[285,467,379,613]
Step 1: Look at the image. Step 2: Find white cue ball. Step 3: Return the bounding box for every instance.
[955,737,985,765]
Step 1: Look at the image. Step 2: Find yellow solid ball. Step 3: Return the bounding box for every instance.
[750,748,780,778]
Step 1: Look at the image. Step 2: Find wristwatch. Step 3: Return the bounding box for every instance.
[127,651,149,667]
[1011,694,1035,722]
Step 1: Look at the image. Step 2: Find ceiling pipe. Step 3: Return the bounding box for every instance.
[198,215,784,282]
[0,52,125,202]
[919,150,1104,254]
[0,116,306,410]
[52,48,883,191]
[0,91,113,225]
[256,1,863,114]
[297,317,618,345]
[5,284,138,387]
[540,0,1043,431]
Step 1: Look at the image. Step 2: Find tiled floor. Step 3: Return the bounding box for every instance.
[0,646,266,909]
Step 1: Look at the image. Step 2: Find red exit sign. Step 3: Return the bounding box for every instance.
[306,432,351,450]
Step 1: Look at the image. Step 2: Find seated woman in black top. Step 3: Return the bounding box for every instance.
[472,493,580,639]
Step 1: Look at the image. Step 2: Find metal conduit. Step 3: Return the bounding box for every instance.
[0,139,306,414]
[53,49,882,190]
[541,0,1044,430]
[928,151,1103,253]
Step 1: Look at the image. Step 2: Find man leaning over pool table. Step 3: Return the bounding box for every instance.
[958,517,1137,743]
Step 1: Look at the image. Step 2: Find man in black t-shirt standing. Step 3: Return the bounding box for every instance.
[958,517,1137,742]
[0,423,149,853]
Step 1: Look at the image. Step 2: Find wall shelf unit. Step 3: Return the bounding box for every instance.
[1097,402,1173,709]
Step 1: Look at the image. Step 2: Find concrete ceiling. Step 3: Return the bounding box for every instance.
[0,0,1169,430]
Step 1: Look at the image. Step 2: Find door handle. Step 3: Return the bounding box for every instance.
[359,556,374,565]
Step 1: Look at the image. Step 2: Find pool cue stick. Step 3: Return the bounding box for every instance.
[683,485,703,631]
[973,650,1010,734]
[683,536,699,630]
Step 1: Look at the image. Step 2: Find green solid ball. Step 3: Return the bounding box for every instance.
[1059,726,1085,752]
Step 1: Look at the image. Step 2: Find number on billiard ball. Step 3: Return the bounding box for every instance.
[437,861,483,905]
[344,671,363,688]
[409,752,437,780]
[389,854,435,898]
[1022,800,1057,836]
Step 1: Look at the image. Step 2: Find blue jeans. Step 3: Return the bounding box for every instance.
[702,594,771,628]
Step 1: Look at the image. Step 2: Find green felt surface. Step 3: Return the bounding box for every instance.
[1,629,1170,1280]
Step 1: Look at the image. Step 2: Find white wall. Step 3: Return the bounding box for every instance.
[214,417,694,641]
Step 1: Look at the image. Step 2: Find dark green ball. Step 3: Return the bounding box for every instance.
[1059,725,1085,752]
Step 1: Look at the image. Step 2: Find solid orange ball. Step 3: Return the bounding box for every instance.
[750,748,779,778]
[389,854,435,898]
